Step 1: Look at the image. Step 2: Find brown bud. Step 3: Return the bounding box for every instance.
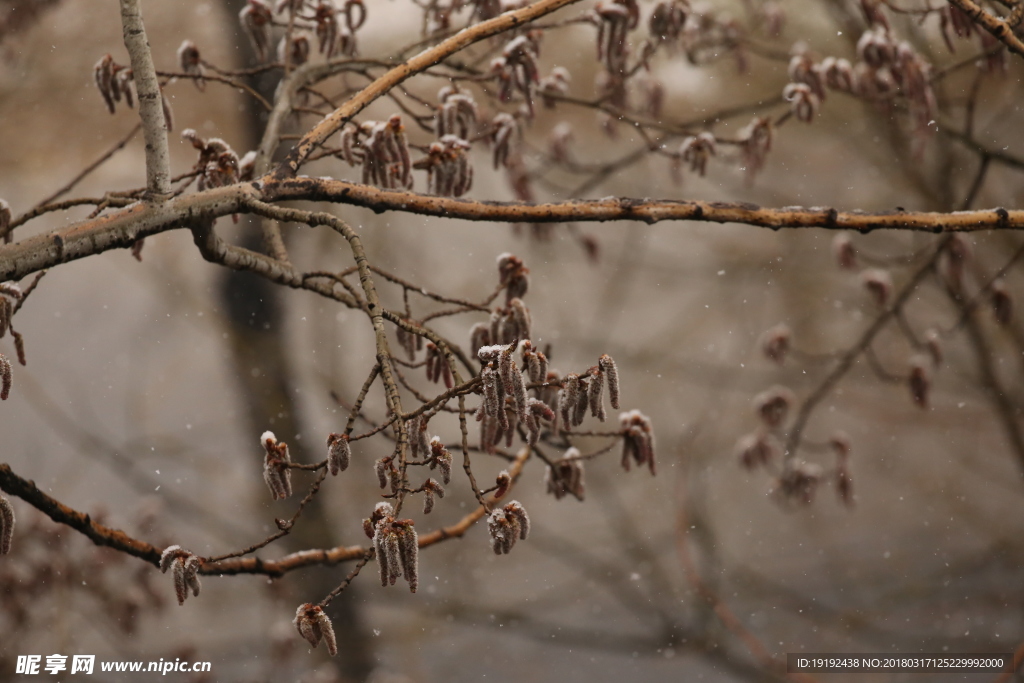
[775,463,821,505]
[861,268,893,308]
[753,385,795,428]
[759,323,791,364]
[736,431,779,470]
[494,470,512,499]
[832,233,857,269]
[990,279,1012,326]
[908,355,930,409]
[924,328,943,366]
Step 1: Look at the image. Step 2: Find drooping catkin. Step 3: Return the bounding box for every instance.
[422,478,445,514]
[0,495,14,555]
[587,368,606,421]
[261,431,293,500]
[572,376,589,427]
[428,437,453,484]
[326,433,351,475]
[0,353,11,401]
[159,545,202,606]
[619,410,657,475]
[293,603,338,656]
[599,354,619,409]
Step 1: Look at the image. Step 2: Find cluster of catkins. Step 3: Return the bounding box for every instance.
[339,116,413,190]
[546,448,586,501]
[182,129,256,191]
[487,500,530,554]
[92,54,174,131]
[261,431,294,500]
[831,233,1010,412]
[782,14,936,136]
[736,385,843,506]
[746,327,853,506]
[293,603,338,655]
[363,502,419,592]
[240,0,365,63]
[159,545,202,606]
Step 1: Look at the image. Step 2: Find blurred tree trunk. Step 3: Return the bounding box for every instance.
[217,2,374,678]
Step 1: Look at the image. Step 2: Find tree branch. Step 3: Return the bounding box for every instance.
[118,0,171,198]
[0,462,161,565]
[268,176,1024,233]
[948,0,1024,58]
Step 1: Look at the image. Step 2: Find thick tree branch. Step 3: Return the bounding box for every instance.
[119,0,171,198]
[0,183,256,282]
[5,176,1024,284]
[268,177,1024,232]
[0,463,161,564]
[948,0,1024,58]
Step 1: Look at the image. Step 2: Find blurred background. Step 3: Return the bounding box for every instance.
[0,0,1022,681]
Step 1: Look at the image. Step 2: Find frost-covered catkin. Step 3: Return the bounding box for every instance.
[546,449,585,500]
[372,517,418,592]
[572,376,590,427]
[488,509,513,555]
[524,397,555,445]
[407,415,431,461]
[326,433,351,475]
[599,354,619,409]
[470,322,491,355]
[498,344,517,395]
[159,545,201,605]
[511,363,528,422]
[497,253,529,303]
[374,456,398,492]
[0,495,15,555]
[379,525,401,586]
[261,431,293,500]
[428,437,452,484]
[494,470,512,499]
[620,410,657,475]
[587,368,606,421]
[294,603,338,656]
[0,353,11,401]
[422,478,444,514]
[504,501,530,541]
[398,522,419,593]
[508,298,531,341]
[481,364,500,418]
[561,374,580,427]
[487,501,530,555]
